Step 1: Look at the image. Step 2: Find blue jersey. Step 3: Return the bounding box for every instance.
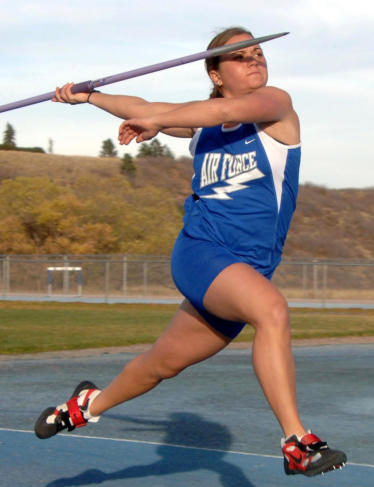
[182,123,301,275]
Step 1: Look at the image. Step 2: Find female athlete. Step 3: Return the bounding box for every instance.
[35,27,346,477]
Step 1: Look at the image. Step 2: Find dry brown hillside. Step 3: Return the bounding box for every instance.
[0,151,192,208]
[285,184,374,260]
[0,150,373,259]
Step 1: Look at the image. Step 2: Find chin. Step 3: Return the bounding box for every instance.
[249,81,266,90]
[248,75,267,87]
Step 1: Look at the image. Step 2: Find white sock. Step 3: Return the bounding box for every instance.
[77,389,101,423]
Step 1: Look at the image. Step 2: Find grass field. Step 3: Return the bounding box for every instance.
[1,301,374,355]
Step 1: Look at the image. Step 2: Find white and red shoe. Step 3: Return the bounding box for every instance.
[282,431,347,477]
[34,381,101,439]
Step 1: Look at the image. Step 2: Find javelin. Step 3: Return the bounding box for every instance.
[0,32,288,114]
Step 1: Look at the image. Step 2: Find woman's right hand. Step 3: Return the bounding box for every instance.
[118,118,161,145]
[52,82,89,104]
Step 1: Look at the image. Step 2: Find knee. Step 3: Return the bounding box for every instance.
[252,295,290,335]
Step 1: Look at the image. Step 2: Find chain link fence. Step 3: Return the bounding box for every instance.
[1,255,374,306]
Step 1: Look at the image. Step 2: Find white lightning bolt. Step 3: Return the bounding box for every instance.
[201,168,265,200]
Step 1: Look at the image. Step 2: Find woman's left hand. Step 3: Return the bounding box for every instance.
[118,118,161,145]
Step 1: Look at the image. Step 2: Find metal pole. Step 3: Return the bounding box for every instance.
[47,269,52,297]
[63,256,69,295]
[122,255,128,295]
[0,32,288,113]
[322,264,328,308]
[77,270,82,297]
[104,261,110,303]
[313,261,318,299]
[302,263,307,298]
[2,256,10,297]
[143,261,148,297]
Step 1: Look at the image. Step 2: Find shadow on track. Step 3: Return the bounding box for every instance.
[47,412,255,487]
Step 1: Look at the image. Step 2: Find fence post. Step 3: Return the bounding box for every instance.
[77,269,82,297]
[143,261,148,296]
[122,256,128,295]
[47,269,52,296]
[63,256,69,294]
[302,263,308,298]
[313,260,318,298]
[2,256,10,296]
[322,264,328,308]
[104,260,110,303]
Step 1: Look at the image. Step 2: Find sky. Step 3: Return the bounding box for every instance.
[1,0,373,189]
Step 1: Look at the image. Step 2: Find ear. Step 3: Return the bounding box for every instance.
[209,70,223,88]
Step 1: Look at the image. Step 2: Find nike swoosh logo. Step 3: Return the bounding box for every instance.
[245,139,255,144]
[286,452,303,464]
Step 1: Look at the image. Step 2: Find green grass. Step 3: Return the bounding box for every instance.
[1,301,374,355]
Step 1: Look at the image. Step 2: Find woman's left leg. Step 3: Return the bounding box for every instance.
[89,299,230,417]
[34,300,230,439]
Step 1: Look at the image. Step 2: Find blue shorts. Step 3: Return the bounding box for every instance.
[171,230,250,339]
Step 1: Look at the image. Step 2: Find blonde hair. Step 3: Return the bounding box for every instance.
[205,27,253,98]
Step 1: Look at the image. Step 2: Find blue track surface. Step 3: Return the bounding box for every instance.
[1,345,373,486]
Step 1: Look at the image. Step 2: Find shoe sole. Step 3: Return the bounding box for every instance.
[34,380,98,440]
[34,406,60,439]
[285,451,348,477]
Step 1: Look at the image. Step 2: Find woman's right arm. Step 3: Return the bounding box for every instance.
[54,83,195,137]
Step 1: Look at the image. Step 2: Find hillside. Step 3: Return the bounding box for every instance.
[286,184,374,260]
[0,150,373,259]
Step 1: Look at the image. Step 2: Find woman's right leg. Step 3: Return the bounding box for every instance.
[89,299,230,417]
[202,262,305,439]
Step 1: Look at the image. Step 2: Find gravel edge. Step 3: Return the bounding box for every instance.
[1,336,374,362]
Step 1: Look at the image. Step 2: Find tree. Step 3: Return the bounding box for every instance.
[136,138,174,159]
[120,153,136,176]
[99,138,118,157]
[160,144,174,159]
[3,123,16,148]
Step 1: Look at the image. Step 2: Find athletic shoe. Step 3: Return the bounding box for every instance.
[34,380,101,439]
[281,431,347,476]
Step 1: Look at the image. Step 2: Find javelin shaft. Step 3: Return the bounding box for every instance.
[0,32,288,114]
